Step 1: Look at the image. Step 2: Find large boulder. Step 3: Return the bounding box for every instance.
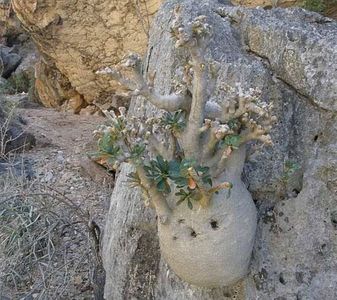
[34,58,84,110]
[0,45,22,78]
[11,0,162,108]
[102,1,337,299]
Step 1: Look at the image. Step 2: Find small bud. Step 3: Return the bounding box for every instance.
[119,107,127,116]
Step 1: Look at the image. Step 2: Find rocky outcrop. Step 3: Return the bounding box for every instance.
[34,58,84,111]
[12,0,162,109]
[102,1,337,299]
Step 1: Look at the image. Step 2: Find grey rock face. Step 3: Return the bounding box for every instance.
[0,45,22,78]
[0,76,7,87]
[219,7,337,112]
[103,1,337,299]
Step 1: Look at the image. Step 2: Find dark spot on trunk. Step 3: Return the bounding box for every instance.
[296,271,304,284]
[292,189,300,196]
[279,272,286,285]
[190,229,197,238]
[331,211,337,229]
[210,220,219,230]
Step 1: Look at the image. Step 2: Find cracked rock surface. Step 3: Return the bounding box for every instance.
[102,1,337,299]
[12,0,161,106]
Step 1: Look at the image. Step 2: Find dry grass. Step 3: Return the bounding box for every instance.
[0,169,105,299]
[0,104,19,159]
[0,94,108,299]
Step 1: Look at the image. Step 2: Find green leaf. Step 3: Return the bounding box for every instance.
[156,180,166,192]
[181,158,197,169]
[130,144,146,160]
[176,198,186,206]
[227,119,240,130]
[161,110,186,133]
[187,199,193,210]
[168,160,180,177]
[195,166,209,174]
[203,176,213,187]
[222,134,241,149]
[175,189,184,197]
[143,166,152,172]
[175,178,188,188]
[156,179,171,194]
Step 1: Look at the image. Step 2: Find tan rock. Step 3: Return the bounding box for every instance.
[79,105,98,116]
[0,1,22,44]
[34,58,74,107]
[12,0,162,106]
[66,94,86,114]
[0,1,11,23]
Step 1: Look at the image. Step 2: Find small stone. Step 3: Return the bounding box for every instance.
[74,275,83,285]
[42,171,54,182]
[56,151,65,164]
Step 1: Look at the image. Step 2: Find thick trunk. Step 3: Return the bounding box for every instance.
[159,147,257,287]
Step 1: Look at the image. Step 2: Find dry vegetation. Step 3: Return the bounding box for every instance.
[0,103,113,299]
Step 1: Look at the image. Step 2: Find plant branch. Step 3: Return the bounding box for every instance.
[171,8,213,157]
[96,55,191,112]
[187,167,232,207]
[136,166,172,224]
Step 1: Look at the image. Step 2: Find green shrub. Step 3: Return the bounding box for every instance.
[303,0,326,12]
[0,73,32,95]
